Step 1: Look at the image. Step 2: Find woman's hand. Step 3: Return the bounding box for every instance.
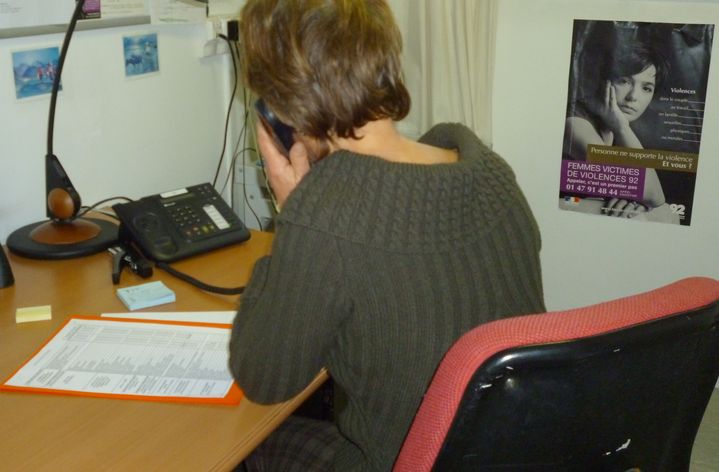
[257,123,311,209]
[589,81,666,209]
[591,81,630,133]
[603,199,648,218]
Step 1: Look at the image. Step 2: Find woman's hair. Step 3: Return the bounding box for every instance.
[239,0,410,142]
[600,41,669,88]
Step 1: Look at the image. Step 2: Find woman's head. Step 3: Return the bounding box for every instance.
[574,39,669,122]
[239,0,410,144]
[610,63,657,122]
[600,41,669,121]
[592,40,668,121]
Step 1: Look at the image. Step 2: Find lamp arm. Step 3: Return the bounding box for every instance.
[48,0,85,155]
[45,0,85,221]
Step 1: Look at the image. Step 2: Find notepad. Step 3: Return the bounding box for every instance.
[16,305,52,324]
[116,281,176,311]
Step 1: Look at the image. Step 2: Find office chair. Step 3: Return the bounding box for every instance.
[394,277,719,472]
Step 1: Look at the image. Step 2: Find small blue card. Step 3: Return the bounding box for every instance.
[116,281,176,311]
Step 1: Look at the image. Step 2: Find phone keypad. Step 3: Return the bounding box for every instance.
[167,202,236,241]
[168,206,212,240]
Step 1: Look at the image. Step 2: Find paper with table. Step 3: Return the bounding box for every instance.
[1,316,242,404]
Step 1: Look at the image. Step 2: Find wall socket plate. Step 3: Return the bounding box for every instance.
[234,164,276,231]
[200,19,231,57]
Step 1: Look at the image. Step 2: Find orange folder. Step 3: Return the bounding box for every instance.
[1,315,243,405]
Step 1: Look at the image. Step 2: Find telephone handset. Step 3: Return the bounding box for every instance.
[254,98,295,158]
[113,183,250,263]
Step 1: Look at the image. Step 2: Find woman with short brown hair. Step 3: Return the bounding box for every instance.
[230,1,545,470]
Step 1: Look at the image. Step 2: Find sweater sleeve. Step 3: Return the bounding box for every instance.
[228,223,349,404]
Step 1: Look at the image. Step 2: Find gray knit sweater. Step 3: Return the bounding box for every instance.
[229,123,545,471]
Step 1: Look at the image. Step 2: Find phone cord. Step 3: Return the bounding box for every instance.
[156,262,245,295]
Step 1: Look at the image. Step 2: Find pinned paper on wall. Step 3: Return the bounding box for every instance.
[0,1,73,29]
[150,0,207,24]
[11,46,61,101]
[100,0,148,19]
[558,20,714,226]
[123,32,159,78]
[208,0,244,18]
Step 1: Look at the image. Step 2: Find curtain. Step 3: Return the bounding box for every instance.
[390,0,498,147]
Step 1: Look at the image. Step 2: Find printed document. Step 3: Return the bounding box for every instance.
[3,317,238,402]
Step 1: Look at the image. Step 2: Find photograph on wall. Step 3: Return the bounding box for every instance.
[123,32,159,78]
[558,20,714,226]
[11,46,61,100]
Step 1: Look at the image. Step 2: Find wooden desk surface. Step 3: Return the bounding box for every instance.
[0,230,326,471]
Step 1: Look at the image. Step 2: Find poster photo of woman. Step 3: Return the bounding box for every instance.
[558,20,714,226]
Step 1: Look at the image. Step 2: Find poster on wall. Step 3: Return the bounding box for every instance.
[558,20,714,226]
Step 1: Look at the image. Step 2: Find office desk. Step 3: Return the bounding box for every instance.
[0,230,327,471]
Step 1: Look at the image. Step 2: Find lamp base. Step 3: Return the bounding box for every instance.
[7,218,118,260]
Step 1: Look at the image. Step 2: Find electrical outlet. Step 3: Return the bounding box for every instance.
[205,18,221,41]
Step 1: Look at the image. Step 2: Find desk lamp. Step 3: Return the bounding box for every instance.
[7,0,118,259]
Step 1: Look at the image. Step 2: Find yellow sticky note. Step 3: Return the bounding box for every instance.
[16,305,52,324]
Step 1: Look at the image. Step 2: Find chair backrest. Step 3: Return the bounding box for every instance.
[394,277,719,472]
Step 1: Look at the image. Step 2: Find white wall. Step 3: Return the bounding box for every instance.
[0,22,233,243]
[493,0,719,310]
[4,1,716,312]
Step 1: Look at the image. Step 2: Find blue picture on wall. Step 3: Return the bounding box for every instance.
[123,33,159,77]
[12,46,62,100]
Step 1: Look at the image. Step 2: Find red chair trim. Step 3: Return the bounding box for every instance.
[393,276,719,472]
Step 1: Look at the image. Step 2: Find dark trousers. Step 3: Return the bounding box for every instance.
[239,415,344,472]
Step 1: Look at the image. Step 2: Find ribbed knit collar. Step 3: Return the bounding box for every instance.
[278,123,518,253]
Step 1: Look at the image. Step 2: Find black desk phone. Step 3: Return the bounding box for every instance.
[113,183,250,263]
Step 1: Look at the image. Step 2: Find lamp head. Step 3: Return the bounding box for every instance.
[45,153,81,221]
